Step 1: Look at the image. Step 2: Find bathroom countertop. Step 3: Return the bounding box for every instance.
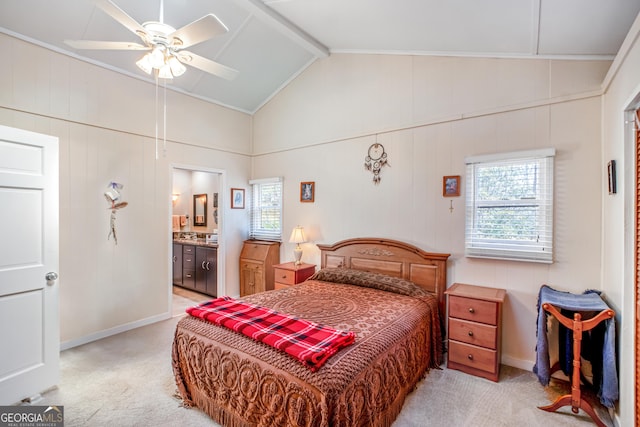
[173,238,218,248]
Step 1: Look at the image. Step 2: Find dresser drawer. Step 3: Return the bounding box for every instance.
[183,270,195,288]
[449,295,499,325]
[183,253,195,269]
[274,268,296,285]
[448,340,497,374]
[240,243,270,260]
[241,261,263,273]
[183,245,195,255]
[449,318,497,349]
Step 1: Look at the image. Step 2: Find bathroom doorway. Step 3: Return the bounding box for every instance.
[170,165,226,316]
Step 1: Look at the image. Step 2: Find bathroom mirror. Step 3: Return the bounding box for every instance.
[193,194,207,226]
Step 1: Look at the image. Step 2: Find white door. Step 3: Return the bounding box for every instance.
[0,125,59,404]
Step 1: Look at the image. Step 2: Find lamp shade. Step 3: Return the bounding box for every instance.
[289,226,306,244]
[289,226,306,265]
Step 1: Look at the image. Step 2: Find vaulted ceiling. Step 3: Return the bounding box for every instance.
[1,0,638,114]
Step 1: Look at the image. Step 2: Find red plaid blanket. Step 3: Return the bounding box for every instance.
[187,297,356,372]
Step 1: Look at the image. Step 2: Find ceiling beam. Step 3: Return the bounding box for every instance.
[531,0,541,55]
[235,0,329,58]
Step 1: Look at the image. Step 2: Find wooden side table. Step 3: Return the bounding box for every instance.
[445,283,506,382]
[273,262,316,290]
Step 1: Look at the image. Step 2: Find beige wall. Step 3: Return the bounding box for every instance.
[601,14,640,427]
[0,33,252,347]
[3,21,637,426]
[253,54,608,371]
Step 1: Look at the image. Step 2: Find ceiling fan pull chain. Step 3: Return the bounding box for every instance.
[155,73,159,160]
[163,78,167,158]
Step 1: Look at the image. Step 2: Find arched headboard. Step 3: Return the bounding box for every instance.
[317,238,450,317]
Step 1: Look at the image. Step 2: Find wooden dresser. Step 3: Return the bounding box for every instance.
[273,262,316,290]
[239,240,280,296]
[445,283,506,382]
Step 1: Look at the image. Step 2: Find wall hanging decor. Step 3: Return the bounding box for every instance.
[104,182,128,245]
[300,182,315,202]
[443,175,460,197]
[231,188,245,209]
[364,142,389,184]
[213,192,219,224]
[608,160,617,194]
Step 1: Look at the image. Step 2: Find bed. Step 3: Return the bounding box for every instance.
[172,238,450,427]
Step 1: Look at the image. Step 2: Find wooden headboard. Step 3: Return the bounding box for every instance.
[317,238,450,317]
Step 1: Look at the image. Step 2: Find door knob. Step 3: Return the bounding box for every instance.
[45,272,58,283]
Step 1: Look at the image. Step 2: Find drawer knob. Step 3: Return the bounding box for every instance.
[468,307,475,314]
[468,330,474,337]
[467,354,474,360]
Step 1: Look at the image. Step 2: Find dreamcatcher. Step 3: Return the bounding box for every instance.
[364,143,389,184]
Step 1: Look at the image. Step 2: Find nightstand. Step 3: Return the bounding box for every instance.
[273,262,316,290]
[445,283,506,382]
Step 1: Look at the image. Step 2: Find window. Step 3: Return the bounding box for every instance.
[249,177,283,241]
[465,148,555,263]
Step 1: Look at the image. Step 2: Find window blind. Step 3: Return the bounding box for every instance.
[465,148,555,263]
[249,177,283,241]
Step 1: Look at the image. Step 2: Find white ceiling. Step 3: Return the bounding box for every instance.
[1,0,639,114]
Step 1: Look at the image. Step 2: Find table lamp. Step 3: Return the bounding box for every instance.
[289,226,306,265]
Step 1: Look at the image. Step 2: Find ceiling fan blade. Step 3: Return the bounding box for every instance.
[64,40,149,51]
[177,51,238,81]
[170,14,228,49]
[95,0,147,39]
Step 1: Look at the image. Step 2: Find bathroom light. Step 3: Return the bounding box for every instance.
[172,193,180,202]
[289,226,306,265]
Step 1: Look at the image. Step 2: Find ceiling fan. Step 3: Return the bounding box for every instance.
[65,0,238,80]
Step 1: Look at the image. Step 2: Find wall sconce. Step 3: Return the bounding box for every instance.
[289,226,307,265]
[172,193,180,203]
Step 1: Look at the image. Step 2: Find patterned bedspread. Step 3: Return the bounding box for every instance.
[186,296,356,371]
[172,271,442,427]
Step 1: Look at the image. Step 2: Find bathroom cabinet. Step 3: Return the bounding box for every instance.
[173,242,217,297]
[195,246,217,297]
[172,243,183,286]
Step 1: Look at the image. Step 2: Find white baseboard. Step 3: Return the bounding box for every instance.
[59,312,171,351]
[501,354,534,371]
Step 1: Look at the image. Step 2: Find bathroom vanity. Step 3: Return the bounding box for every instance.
[173,238,218,297]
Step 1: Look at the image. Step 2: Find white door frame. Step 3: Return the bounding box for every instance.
[170,164,226,301]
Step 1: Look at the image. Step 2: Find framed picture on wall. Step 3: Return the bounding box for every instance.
[608,160,617,195]
[443,175,460,197]
[231,188,245,209]
[300,182,315,202]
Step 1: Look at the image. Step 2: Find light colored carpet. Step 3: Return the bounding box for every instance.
[29,289,613,427]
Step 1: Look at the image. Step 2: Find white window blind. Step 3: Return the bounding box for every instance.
[465,148,555,263]
[249,177,283,241]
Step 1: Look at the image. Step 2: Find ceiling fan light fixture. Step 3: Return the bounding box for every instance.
[158,64,174,79]
[149,46,166,69]
[168,55,186,77]
[136,54,153,74]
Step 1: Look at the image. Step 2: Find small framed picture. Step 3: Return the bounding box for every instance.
[608,160,617,195]
[443,175,460,197]
[231,188,245,209]
[300,182,315,203]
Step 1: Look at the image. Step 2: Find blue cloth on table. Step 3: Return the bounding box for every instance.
[533,285,618,408]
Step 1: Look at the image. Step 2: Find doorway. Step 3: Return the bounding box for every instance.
[170,165,226,315]
[634,110,640,427]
